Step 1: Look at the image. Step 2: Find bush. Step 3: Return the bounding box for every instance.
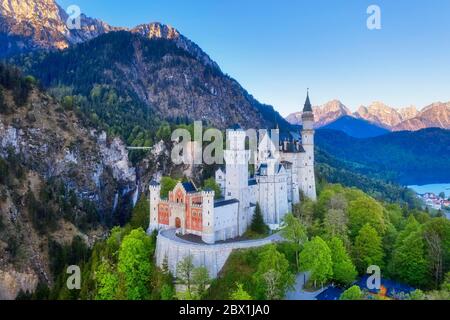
[340,285,363,300]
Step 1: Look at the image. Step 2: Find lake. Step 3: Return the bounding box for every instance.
[408,183,450,198]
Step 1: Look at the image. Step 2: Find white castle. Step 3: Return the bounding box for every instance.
[148,92,316,244]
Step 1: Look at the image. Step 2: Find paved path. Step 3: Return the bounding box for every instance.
[160,228,283,247]
[286,272,329,300]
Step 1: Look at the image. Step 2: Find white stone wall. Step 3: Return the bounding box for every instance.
[155,229,280,279]
[213,202,239,241]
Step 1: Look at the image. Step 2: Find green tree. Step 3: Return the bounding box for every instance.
[117,228,154,300]
[408,289,426,300]
[353,224,384,274]
[299,237,333,287]
[340,285,363,300]
[422,218,450,287]
[323,208,349,242]
[177,255,195,294]
[281,213,308,272]
[160,284,175,300]
[250,203,269,235]
[0,87,8,114]
[160,177,178,198]
[230,283,252,300]
[293,199,315,229]
[96,260,119,300]
[192,266,210,298]
[129,196,150,229]
[328,237,357,286]
[390,218,428,286]
[203,178,222,199]
[156,122,172,141]
[348,197,386,238]
[253,245,295,300]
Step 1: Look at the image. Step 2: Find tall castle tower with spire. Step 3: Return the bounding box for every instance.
[299,90,317,201]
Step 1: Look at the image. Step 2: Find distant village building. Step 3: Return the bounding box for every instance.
[419,192,449,211]
[148,92,317,244]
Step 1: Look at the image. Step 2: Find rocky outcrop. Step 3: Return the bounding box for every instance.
[286,100,351,127]
[131,23,219,70]
[0,91,136,209]
[0,0,119,56]
[0,78,136,299]
[0,268,38,300]
[355,102,404,129]
[392,102,450,131]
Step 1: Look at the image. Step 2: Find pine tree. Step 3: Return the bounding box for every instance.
[0,86,8,114]
[250,203,269,235]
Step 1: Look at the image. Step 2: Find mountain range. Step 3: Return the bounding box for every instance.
[316,128,450,185]
[286,100,450,132]
[2,0,289,132]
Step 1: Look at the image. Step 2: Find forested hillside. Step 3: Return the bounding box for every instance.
[15,31,290,144]
[316,128,450,185]
[0,64,136,299]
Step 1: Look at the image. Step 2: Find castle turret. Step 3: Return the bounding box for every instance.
[300,90,317,201]
[201,189,215,244]
[148,180,161,233]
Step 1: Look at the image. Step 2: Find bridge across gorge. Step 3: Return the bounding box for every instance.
[154,228,283,279]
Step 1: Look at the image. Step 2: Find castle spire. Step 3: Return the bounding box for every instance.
[303,88,312,112]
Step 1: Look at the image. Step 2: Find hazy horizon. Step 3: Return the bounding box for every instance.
[56,0,450,117]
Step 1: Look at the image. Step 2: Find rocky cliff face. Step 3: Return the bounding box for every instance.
[355,102,405,129]
[130,23,219,70]
[392,102,450,131]
[0,75,136,299]
[0,0,118,57]
[22,31,287,130]
[286,99,351,127]
[0,0,218,72]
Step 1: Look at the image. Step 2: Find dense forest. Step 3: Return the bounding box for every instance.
[208,184,450,300]
[316,128,450,185]
[18,183,449,300]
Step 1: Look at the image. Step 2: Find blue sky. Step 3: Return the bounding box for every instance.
[57,0,450,116]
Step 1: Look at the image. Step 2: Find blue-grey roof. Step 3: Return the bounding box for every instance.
[182,182,197,193]
[303,91,313,112]
[149,180,160,186]
[277,164,284,173]
[214,199,239,208]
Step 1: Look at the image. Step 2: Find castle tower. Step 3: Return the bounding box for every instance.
[201,189,215,244]
[300,90,317,201]
[148,180,161,233]
[224,127,250,208]
[224,126,250,236]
